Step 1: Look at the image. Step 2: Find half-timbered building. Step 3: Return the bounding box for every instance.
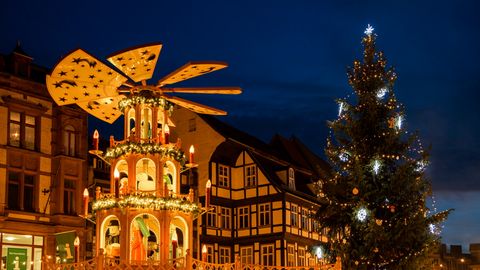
[172,107,331,267]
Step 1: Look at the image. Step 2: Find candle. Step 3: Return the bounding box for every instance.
[74,236,80,263]
[93,130,99,151]
[83,188,89,217]
[189,145,195,164]
[205,179,211,209]
[114,169,119,198]
[164,125,170,144]
[202,244,207,262]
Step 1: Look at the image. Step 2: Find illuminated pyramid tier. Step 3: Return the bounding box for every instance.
[92,89,200,261]
[45,43,241,262]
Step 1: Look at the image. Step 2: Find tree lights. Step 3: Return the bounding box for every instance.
[315,24,450,269]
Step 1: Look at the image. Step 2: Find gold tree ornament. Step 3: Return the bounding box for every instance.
[352,187,359,195]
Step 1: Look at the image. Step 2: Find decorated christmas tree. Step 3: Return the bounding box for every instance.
[316,25,450,269]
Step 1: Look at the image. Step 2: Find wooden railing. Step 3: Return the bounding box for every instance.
[42,251,340,270]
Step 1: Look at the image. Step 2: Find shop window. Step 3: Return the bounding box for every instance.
[0,233,44,270]
[287,244,295,266]
[219,207,231,229]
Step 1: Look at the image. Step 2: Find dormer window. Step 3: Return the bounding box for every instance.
[288,168,295,190]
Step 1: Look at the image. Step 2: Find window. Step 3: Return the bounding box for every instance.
[261,244,274,266]
[291,204,298,227]
[288,168,295,190]
[218,165,230,188]
[219,247,230,264]
[64,179,76,215]
[298,247,306,266]
[206,206,217,227]
[240,246,253,264]
[301,209,309,229]
[287,244,295,266]
[7,171,36,212]
[219,207,231,229]
[63,125,76,156]
[9,111,37,150]
[245,165,256,187]
[206,245,214,263]
[188,118,196,132]
[259,204,270,226]
[238,206,249,229]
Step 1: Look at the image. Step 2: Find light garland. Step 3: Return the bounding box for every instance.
[105,142,186,164]
[92,193,200,214]
[118,95,174,113]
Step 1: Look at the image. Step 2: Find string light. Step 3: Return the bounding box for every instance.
[105,142,186,164]
[338,101,345,117]
[92,193,200,214]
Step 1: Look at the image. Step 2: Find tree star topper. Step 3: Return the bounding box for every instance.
[364,24,374,36]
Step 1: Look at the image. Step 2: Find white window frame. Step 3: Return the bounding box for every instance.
[218,165,230,188]
[219,247,230,264]
[288,168,295,190]
[245,165,257,187]
[287,244,295,266]
[261,244,274,266]
[238,206,249,229]
[259,203,270,227]
[219,207,231,229]
[291,204,298,227]
[298,246,306,266]
[240,246,253,265]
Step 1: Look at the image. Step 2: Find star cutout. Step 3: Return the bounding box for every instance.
[96,94,101,97]
[74,75,79,79]
[73,97,78,101]
[105,116,110,120]
[117,57,123,61]
[84,92,90,96]
[89,75,95,79]
[93,84,99,88]
[108,71,113,75]
[72,58,81,64]
[59,71,67,76]
[54,82,62,88]
[141,50,148,55]
[87,105,93,110]
[99,79,104,83]
[97,69,102,72]
[59,97,67,102]
[83,85,87,89]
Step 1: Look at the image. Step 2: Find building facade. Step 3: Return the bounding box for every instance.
[172,108,331,267]
[0,45,89,268]
[432,244,480,270]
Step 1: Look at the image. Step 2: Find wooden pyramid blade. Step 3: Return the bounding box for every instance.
[47,49,128,105]
[161,86,242,95]
[163,95,227,115]
[157,61,228,86]
[107,43,162,83]
[77,95,126,124]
